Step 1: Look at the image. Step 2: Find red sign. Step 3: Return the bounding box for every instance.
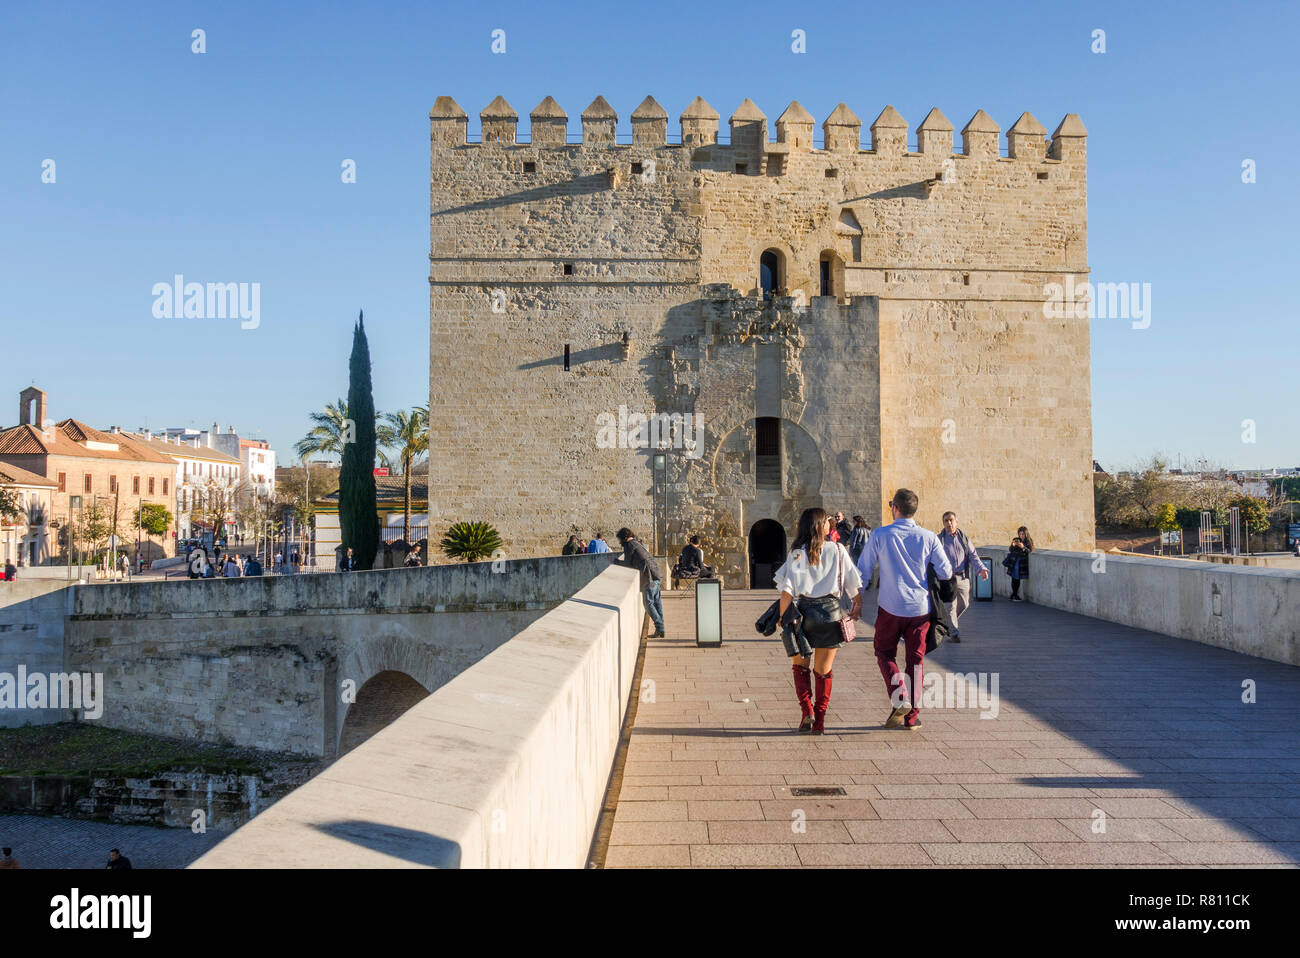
[373,468,389,476]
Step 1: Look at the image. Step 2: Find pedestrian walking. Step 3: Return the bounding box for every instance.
[3,560,15,582]
[847,515,870,563]
[586,533,611,554]
[774,508,862,734]
[273,551,283,573]
[857,488,953,730]
[613,528,665,637]
[244,554,263,576]
[0,847,18,869]
[1003,536,1029,601]
[339,547,358,572]
[222,554,241,578]
[117,553,130,580]
[106,848,132,870]
[832,511,853,543]
[937,511,989,642]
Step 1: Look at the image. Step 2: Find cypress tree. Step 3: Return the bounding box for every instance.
[339,310,380,568]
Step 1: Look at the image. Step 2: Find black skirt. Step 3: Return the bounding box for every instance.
[796,594,847,650]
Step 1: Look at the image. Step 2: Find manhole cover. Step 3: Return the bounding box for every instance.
[789,786,847,797]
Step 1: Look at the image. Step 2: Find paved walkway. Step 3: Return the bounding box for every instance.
[603,589,1300,868]
[0,814,224,869]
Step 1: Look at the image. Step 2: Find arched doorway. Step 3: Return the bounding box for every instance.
[338,670,430,756]
[819,250,844,299]
[759,249,782,300]
[749,519,787,589]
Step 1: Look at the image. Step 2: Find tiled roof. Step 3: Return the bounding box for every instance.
[0,419,175,465]
[126,431,241,464]
[0,462,58,487]
[319,474,429,504]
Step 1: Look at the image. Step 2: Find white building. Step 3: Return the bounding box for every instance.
[125,429,242,539]
[209,424,277,498]
[0,462,56,567]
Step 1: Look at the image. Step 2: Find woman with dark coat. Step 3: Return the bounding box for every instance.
[1003,536,1029,601]
[774,508,863,733]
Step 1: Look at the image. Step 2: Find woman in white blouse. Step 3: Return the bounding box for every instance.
[775,508,863,734]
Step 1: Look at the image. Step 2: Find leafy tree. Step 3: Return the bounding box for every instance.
[1174,507,1203,529]
[295,398,353,462]
[440,521,502,563]
[1155,503,1179,532]
[377,406,429,543]
[1227,495,1270,535]
[136,502,173,557]
[0,486,20,522]
[338,311,380,568]
[1127,456,1172,526]
[79,503,113,559]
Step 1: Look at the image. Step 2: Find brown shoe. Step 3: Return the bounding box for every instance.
[884,702,912,729]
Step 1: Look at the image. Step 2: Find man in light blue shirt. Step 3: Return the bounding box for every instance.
[857,488,953,730]
[586,533,611,554]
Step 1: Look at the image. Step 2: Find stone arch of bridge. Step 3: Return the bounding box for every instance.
[335,627,442,756]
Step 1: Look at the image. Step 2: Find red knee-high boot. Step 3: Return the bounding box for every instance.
[792,664,814,732]
[812,670,833,734]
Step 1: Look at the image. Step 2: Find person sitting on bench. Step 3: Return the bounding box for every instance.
[672,535,714,579]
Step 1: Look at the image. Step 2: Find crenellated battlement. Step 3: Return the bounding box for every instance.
[430,95,1087,163]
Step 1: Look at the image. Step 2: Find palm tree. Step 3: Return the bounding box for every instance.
[377,406,429,542]
[295,398,352,461]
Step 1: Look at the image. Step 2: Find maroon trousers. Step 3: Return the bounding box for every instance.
[873,607,931,722]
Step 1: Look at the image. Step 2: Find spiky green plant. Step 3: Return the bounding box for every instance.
[440,521,503,563]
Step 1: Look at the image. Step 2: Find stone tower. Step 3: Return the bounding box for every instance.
[429,95,1093,586]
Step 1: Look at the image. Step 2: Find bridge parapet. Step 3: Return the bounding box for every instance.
[191,563,643,868]
[981,547,1299,666]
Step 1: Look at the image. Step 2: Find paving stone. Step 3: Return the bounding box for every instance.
[844,820,959,844]
[706,820,853,844]
[686,801,765,821]
[1057,817,1186,843]
[1153,842,1300,865]
[1158,818,1269,842]
[941,819,1078,843]
[603,844,692,867]
[599,591,1300,870]
[690,844,801,866]
[871,799,976,820]
[608,821,708,845]
[795,843,933,865]
[923,842,1044,865]
[612,801,689,822]
[1028,843,1180,864]
[760,799,880,821]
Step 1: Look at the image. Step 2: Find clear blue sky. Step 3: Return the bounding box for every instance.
[2,0,1296,472]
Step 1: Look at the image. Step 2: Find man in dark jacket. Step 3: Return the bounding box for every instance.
[339,547,358,572]
[614,528,665,637]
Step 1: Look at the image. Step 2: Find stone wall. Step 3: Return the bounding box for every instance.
[429,95,1094,585]
[0,580,73,727]
[0,765,318,830]
[190,563,644,868]
[983,546,1300,666]
[3,554,612,755]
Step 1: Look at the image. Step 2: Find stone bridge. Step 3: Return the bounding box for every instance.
[0,553,616,757]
